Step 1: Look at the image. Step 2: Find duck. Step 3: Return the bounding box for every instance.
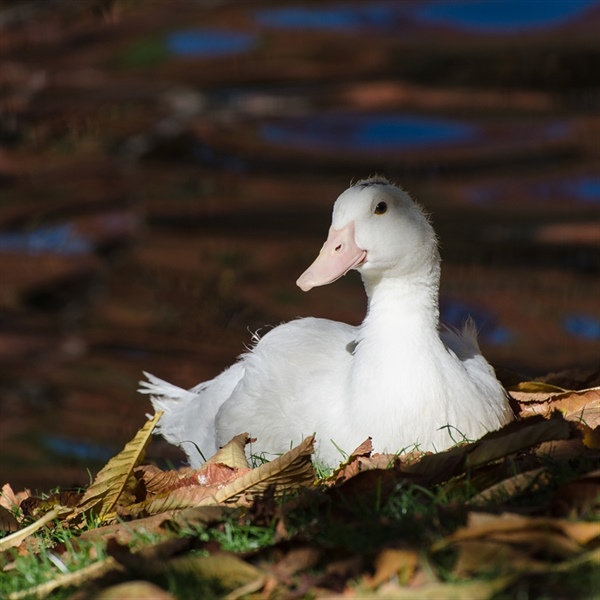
[139,176,513,467]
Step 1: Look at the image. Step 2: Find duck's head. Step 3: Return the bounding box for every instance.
[297,177,439,292]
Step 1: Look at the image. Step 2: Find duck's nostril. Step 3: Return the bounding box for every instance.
[335,244,342,253]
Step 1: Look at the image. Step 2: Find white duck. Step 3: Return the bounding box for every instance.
[140,177,513,466]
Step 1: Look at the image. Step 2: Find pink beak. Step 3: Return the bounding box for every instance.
[296,221,367,292]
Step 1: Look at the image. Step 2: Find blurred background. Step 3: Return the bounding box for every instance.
[1,0,599,492]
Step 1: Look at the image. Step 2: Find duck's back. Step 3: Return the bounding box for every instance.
[216,317,356,460]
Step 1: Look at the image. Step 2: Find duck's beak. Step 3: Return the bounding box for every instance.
[296,221,367,292]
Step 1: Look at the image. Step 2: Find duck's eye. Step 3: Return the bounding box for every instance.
[374,201,387,215]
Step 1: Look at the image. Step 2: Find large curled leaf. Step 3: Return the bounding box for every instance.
[405,413,573,485]
[71,412,163,522]
[208,435,316,504]
[128,435,315,515]
[515,388,600,428]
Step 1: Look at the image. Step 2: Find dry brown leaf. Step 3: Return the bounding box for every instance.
[513,387,600,428]
[182,463,242,488]
[468,467,550,506]
[124,472,242,517]
[125,437,314,515]
[364,548,419,589]
[72,412,162,523]
[434,512,600,554]
[207,435,316,505]
[134,465,185,496]
[344,576,514,600]
[90,580,175,599]
[0,505,19,534]
[0,484,29,515]
[328,438,399,485]
[165,553,265,593]
[552,469,600,517]
[452,540,545,577]
[166,505,236,532]
[270,545,321,581]
[405,413,572,485]
[512,381,569,394]
[351,437,375,457]
[80,512,179,546]
[204,433,251,470]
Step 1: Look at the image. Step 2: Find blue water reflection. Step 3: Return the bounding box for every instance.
[417,0,598,33]
[166,29,256,57]
[256,5,397,31]
[42,435,116,462]
[261,114,476,152]
[570,177,600,204]
[469,176,600,206]
[564,314,600,340]
[255,1,597,33]
[0,224,92,255]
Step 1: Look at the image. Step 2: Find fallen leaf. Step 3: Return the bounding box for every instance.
[90,580,175,599]
[182,463,242,489]
[20,490,82,520]
[123,474,241,517]
[0,483,29,515]
[208,435,316,505]
[134,464,185,496]
[364,548,419,589]
[434,512,600,555]
[80,512,179,546]
[468,467,550,506]
[0,505,19,534]
[166,553,265,592]
[71,412,162,523]
[452,539,544,577]
[512,381,569,393]
[406,413,573,484]
[513,388,600,429]
[551,469,600,517]
[166,505,237,534]
[342,576,514,599]
[204,433,251,469]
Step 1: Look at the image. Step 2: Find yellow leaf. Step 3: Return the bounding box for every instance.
[512,381,569,394]
[71,412,163,523]
[165,553,264,591]
[365,548,419,588]
[90,580,175,599]
[208,435,316,504]
[203,433,251,470]
[352,576,514,599]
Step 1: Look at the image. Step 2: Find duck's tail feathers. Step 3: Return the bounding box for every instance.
[138,371,218,468]
[138,371,200,403]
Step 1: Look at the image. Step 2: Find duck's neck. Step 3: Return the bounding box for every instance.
[360,265,441,340]
[349,266,446,407]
